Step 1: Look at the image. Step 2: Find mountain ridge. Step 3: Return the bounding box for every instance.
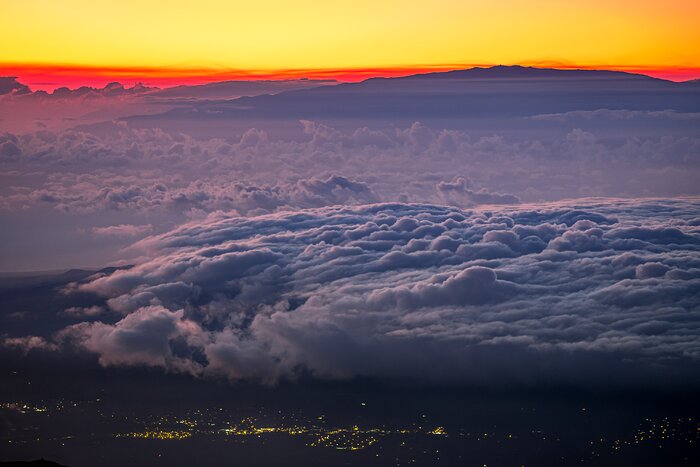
[133,65,700,122]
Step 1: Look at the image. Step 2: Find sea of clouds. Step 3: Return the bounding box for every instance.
[1,75,699,388]
[6,198,699,387]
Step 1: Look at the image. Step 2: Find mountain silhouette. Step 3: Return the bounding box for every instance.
[127,65,700,123]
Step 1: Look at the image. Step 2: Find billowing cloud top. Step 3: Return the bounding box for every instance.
[8,198,696,388]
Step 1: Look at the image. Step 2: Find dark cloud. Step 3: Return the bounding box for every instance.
[2,335,58,354]
[0,77,31,96]
[0,140,21,159]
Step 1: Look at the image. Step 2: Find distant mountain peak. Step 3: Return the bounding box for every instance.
[395,65,656,81]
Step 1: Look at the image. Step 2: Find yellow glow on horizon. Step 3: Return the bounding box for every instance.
[1,0,699,73]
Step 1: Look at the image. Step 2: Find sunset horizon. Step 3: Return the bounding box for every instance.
[3,62,700,93]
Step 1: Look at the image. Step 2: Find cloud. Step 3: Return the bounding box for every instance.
[530,109,700,122]
[7,197,694,388]
[0,133,22,159]
[1,170,378,215]
[367,266,516,308]
[62,305,106,317]
[2,120,698,217]
[1,116,699,294]
[92,224,153,237]
[59,305,204,373]
[2,335,58,354]
[2,72,699,383]
[0,77,31,96]
[436,176,520,206]
[3,81,156,100]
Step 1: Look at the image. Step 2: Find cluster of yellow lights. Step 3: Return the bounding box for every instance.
[221,426,290,436]
[307,426,382,450]
[0,402,48,414]
[309,433,379,451]
[116,430,192,440]
[216,418,449,450]
[177,419,197,429]
[220,417,309,436]
[101,415,455,450]
[611,417,697,451]
[5,400,700,456]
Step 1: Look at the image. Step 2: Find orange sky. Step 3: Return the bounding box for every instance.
[2,0,699,89]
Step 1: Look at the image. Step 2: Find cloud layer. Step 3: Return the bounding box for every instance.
[2,117,699,322]
[7,198,694,387]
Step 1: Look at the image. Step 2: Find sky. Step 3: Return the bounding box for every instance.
[2,0,700,90]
